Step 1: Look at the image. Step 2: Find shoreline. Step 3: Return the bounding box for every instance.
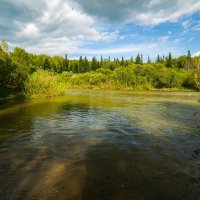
[0,87,198,103]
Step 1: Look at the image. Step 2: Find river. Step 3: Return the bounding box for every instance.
[0,90,200,199]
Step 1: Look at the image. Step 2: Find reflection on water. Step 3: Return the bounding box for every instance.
[0,90,200,199]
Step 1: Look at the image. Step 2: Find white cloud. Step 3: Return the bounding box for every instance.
[182,20,192,30]
[193,51,200,57]
[20,23,39,36]
[159,36,170,43]
[193,21,200,31]
[74,0,200,26]
[1,0,200,56]
[9,0,119,55]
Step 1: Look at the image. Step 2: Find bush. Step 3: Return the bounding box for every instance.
[69,73,91,86]
[25,70,65,98]
[69,72,108,86]
[193,70,200,91]
[111,67,136,87]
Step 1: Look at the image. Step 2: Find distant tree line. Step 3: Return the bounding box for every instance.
[1,39,200,97]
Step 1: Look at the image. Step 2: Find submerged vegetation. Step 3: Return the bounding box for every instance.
[0,39,200,98]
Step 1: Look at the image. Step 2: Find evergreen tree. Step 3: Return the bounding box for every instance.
[129,56,134,64]
[91,56,98,71]
[166,52,173,68]
[121,56,124,66]
[140,54,143,64]
[147,56,151,63]
[135,54,141,64]
[83,56,89,72]
[100,55,104,68]
[78,56,83,73]
[43,58,50,71]
[157,55,160,63]
[186,50,192,70]
[187,50,191,59]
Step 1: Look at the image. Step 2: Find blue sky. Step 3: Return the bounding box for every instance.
[0,0,200,60]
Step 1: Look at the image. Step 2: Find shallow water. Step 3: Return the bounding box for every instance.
[0,90,200,200]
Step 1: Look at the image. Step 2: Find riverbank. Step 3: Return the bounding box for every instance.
[66,85,196,92]
[0,89,17,102]
[0,87,197,102]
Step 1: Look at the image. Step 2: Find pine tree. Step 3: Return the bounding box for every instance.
[186,50,192,70]
[140,54,143,64]
[78,56,83,73]
[91,56,98,71]
[166,52,173,68]
[135,54,141,64]
[84,56,89,72]
[187,50,191,59]
[147,56,151,63]
[121,56,124,66]
[157,55,160,63]
[130,56,134,64]
[43,58,50,71]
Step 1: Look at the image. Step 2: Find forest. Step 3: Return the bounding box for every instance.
[1,39,200,98]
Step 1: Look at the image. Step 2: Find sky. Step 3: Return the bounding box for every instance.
[0,0,200,60]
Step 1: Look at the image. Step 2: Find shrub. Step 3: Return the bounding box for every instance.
[111,67,136,87]
[193,70,200,91]
[24,70,65,98]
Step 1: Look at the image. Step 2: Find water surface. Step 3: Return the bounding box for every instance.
[0,90,200,199]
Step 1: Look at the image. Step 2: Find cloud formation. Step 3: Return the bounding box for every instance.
[0,0,200,57]
[73,0,200,25]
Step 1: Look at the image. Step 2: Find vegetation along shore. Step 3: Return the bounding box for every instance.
[0,39,200,99]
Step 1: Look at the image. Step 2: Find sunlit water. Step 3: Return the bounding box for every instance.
[0,90,200,200]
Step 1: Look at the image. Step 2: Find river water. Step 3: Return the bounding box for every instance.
[0,90,200,200]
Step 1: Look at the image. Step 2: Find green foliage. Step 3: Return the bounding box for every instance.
[135,54,141,64]
[191,70,200,91]
[0,42,13,88]
[112,66,137,87]
[25,70,65,98]
[96,68,112,75]
[10,47,33,91]
[156,68,187,88]
[1,39,200,99]
[69,72,108,86]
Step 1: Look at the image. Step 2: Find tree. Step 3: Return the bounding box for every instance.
[140,54,143,64]
[166,52,173,68]
[91,56,98,71]
[0,40,14,88]
[187,50,191,59]
[63,54,69,71]
[129,56,134,65]
[83,56,89,72]
[186,50,192,70]
[1,39,9,54]
[135,54,141,64]
[147,56,151,64]
[43,58,50,71]
[157,55,161,63]
[100,55,104,68]
[121,57,124,66]
[10,47,32,90]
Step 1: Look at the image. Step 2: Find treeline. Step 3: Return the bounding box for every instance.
[0,39,200,98]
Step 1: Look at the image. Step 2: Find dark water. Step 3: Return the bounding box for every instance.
[0,90,200,200]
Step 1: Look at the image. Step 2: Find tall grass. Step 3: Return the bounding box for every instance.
[25,70,66,98]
